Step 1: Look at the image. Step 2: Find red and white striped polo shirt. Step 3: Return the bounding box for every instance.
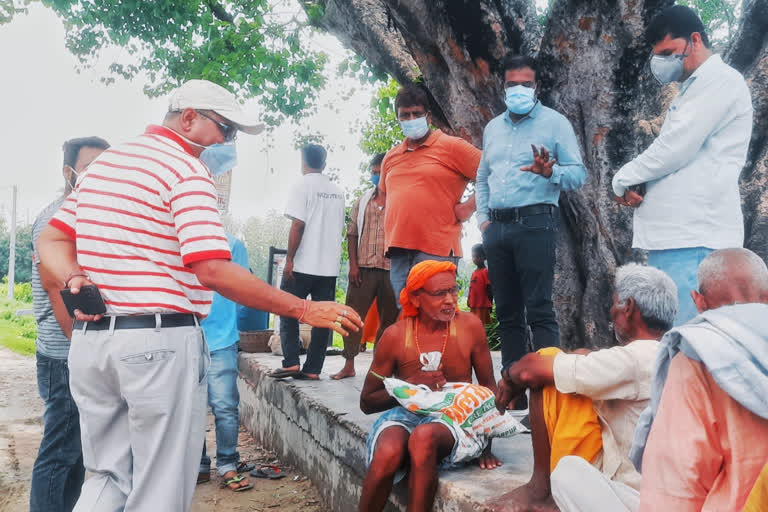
[49,125,232,316]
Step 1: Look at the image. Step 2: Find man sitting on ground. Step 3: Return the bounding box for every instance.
[490,264,677,511]
[359,260,502,512]
[635,248,768,511]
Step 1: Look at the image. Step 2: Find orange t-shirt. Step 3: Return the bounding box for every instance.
[380,130,481,257]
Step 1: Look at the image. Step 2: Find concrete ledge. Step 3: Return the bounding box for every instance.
[238,352,533,512]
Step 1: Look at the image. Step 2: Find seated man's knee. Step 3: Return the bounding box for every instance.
[370,433,408,475]
[551,456,590,490]
[407,424,444,465]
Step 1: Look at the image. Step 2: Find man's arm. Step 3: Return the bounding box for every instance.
[347,198,362,287]
[475,129,491,230]
[360,326,400,414]
[190,258,360,336]
[638,355,722,512]
[553,346,643,401]
[283,217,305,282]
[496,352,555,411]
[38,261,73,340]
[454,193,476,223]
[548,117,586,191]
[612,77,746,198]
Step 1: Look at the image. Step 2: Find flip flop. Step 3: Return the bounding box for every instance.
[250,465,285,479]
[268,368,300,379]
[294,372,320,381]
[236,461,256,473]
[220,474,253,492]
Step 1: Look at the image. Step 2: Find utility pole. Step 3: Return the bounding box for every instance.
[7,185,16,300]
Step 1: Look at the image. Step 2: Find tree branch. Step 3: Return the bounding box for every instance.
[207,0,234,23]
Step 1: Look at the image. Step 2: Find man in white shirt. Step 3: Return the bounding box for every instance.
[487,264,677,512]
[611,5,752,326]
[270,144,346,380]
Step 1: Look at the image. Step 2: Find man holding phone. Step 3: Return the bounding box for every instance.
[30,136,109,512]
[612,6,753,325]
[37,79,362,511]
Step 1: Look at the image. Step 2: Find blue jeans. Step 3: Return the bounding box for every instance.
[30,352,85,512]
[389,249,461,309]
[199,343,240,476]
[647,247,714,326]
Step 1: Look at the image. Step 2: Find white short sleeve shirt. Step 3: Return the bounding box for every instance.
[284,173,345,277]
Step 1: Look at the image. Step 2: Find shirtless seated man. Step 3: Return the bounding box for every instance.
[359,260,502,512]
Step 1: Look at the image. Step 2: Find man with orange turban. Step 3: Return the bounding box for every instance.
[358,260,502,512]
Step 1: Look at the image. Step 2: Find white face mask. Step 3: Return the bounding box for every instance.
[650,40,691,84]
[65,165,80,190]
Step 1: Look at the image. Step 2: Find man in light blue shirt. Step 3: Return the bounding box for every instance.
[198,233,254,491]
[612,6,752,326]
[477,54,586,412]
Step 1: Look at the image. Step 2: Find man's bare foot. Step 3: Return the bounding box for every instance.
[483,481,557,512]
[331,360,356,380]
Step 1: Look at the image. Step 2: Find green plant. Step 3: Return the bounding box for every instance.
[484,307,501,351]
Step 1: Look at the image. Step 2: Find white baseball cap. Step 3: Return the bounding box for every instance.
[168,79,265,135]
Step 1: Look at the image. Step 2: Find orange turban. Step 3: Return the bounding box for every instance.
[399,260,457,317]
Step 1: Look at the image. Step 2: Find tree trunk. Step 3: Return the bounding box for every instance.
[726,0,768,264]
[306,0,767,348]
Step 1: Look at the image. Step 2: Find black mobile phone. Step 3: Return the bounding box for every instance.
[629,183,646,197]
[60,285,107,317]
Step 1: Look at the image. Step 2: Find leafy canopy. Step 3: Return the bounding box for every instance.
[33,0,328,124]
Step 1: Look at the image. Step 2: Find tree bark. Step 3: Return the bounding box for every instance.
[725,0,768,263]
[306,0,767,347]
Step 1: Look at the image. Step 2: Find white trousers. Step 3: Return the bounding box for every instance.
[69,321,209,512]
[551,456,639,512]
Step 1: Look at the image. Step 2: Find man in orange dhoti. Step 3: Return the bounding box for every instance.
[489,264,677,511]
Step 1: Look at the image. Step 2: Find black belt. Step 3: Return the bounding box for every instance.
[489,204,556,223]
[73,313,197,331]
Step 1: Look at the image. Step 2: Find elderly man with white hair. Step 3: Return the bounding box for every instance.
[487,263,677,512]
[632,248,768,511]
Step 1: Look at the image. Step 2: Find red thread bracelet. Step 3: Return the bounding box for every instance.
[297,300,308,324]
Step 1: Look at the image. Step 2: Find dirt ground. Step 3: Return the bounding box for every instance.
[0,346,327,512]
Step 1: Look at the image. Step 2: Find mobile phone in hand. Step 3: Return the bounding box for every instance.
[629,183,646,197]
[60,285,107,317]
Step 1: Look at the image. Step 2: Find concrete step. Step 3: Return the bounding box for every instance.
[238,352,533,512]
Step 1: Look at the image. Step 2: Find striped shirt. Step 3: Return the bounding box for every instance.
[49,125,232,316]
[32,197,70,359]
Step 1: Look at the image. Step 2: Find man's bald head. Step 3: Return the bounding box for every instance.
[692,248,768,313]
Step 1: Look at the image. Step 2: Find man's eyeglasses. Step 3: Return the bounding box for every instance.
[196,110,238,142]
[420,286,460,298]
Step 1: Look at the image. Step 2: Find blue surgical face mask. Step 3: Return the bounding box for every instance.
[650,40,690,84]
[505,85,537,115]
[172,129,238,176]
[199,143,237,176]
[399,116,429,140]
[371,174,380,187]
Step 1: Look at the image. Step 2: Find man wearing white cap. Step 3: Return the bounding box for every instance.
[36,79,362,511]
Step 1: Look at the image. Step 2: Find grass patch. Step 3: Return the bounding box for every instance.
[0,296,37,357]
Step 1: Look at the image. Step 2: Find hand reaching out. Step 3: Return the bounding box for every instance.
[520,144,556,178]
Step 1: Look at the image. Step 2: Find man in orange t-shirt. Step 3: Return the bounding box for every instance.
[380,85,481,302]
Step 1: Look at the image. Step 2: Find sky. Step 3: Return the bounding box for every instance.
[0,2,482,257]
